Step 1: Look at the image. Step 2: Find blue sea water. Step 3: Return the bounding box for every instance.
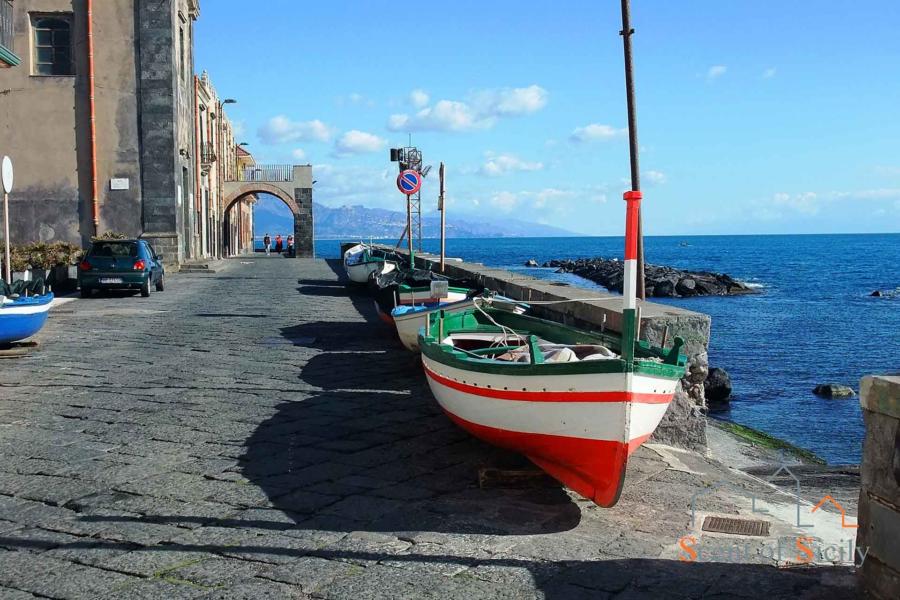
[316,234,900,464]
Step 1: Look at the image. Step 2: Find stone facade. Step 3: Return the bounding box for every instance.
[136,0,199,264]
[858,375,900,599]
[1,0,313,267]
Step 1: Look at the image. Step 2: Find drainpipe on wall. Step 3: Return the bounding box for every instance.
[86,0,100,237]
[193,75,201,256]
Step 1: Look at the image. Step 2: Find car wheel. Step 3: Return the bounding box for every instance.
[155,274,165,292]
[140,279,150,297]
[80,286,92,299]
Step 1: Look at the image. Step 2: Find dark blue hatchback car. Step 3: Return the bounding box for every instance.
[78,239,165,298]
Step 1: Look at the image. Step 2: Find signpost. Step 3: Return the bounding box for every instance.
[438,163,446,273]
[1,156,12,284]
[397,169,422,268]
[396,169,422,196]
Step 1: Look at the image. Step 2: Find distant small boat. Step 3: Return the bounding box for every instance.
[343,244,397,284]
[369,267,475,325]
[418,305,686,507]
[0,293,54,345]
[678,241,690,247]
[392,294,527,351]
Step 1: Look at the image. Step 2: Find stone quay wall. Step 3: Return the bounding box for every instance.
[372,246,712,451]
[858,375,900,599]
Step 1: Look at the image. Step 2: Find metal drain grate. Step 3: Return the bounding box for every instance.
[701,516,770,537]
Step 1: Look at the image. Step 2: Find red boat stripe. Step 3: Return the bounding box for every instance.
[441,408,630,507]
[424,364,672,404]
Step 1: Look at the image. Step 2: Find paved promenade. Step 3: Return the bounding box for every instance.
[0,258,857,598]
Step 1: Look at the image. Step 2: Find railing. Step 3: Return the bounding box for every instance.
[1,0,14,57]
[232,164,293,183]
[200,142,217,166]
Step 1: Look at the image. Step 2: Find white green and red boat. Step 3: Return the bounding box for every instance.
[418,300,685,507]
[343,244,397,284]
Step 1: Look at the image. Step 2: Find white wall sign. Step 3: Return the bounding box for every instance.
[110,178,130,190]
[1,156,13,194]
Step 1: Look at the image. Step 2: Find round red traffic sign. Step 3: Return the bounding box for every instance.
[397,169,422,195]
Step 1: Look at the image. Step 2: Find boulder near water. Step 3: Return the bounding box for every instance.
[524,259,539,267]
[541,257,754,297]
[813,384,855,398]
[704,367,733,406]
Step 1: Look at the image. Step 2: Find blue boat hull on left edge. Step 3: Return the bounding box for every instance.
[0,293,54,345]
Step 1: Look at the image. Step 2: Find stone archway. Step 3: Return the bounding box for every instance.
[222,183,313,258]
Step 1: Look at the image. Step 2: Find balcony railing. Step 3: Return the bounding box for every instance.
[0,0,18,66]
[200,142,217,166]
[232,164,293,183]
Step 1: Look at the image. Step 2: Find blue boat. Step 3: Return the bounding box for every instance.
[0,293,54,345]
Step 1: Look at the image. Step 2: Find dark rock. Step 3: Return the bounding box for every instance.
[704,368,732,404]
[871,290,882,297]
[676,278,697,296]
[525,259,539,267]
[542,256,755,297]
[653,280,676,297]
[813,384,855,398]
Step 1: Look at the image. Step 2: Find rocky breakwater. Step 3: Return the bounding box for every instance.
[540,258,756,298]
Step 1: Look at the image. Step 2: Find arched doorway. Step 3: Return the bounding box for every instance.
[222,183,313,258]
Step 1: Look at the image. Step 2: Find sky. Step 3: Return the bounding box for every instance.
[195,1,900,236]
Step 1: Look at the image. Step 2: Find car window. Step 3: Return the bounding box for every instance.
[146,243,158,258]
[89,242,138,258]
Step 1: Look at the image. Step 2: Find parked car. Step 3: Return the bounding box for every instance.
[78,239,165,298]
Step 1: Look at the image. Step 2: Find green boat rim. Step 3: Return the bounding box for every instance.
[419,307,687,380]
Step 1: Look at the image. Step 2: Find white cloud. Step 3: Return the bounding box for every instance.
[643,170,667,185]
[765,188,900,218]
[291,149,307,161]
[569,123,627,143]
[529,188,573,209]
[472,84,548,117]
[409,89,429,108]
[874,166,900,176]
[707,65,727,80]
[773,191,819,215]
[333,130,386,156]
[387,84,548,132]
[312,163,397,208]
[258,116,335,144]
[762,67,777,79]
[231,120,246,138]
[489,191,519,212]
[479,153,544,177]
[388,100,488,132]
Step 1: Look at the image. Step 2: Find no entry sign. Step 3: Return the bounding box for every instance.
[396,169,422,196]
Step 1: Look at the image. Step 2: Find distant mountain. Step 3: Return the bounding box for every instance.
[309,203,579,239]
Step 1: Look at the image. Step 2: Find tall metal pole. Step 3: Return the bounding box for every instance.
[406,194,414,269]
[3,192,10,284]
[620,0,645,300]
[439,162,446,273]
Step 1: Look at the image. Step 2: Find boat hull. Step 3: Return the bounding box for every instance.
[0,293,54,345]
[393,299,475,351]
[421,355,677,506]
[346,260,390,284]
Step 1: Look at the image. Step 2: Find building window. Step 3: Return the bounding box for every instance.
[31,14,73,75]
[1,0,21,67]
[179,27,185,81]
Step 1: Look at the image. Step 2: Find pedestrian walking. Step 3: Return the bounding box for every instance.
[263,233,271,256]
[275,234,283,254]
[287,235,295,257]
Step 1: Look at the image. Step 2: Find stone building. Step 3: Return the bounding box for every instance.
[0,0,313,264]
[0,0,203,264]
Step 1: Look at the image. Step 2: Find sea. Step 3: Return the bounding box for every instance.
[313,234,899,465]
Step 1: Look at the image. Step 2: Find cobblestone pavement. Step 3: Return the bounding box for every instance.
[0,258,858,599]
